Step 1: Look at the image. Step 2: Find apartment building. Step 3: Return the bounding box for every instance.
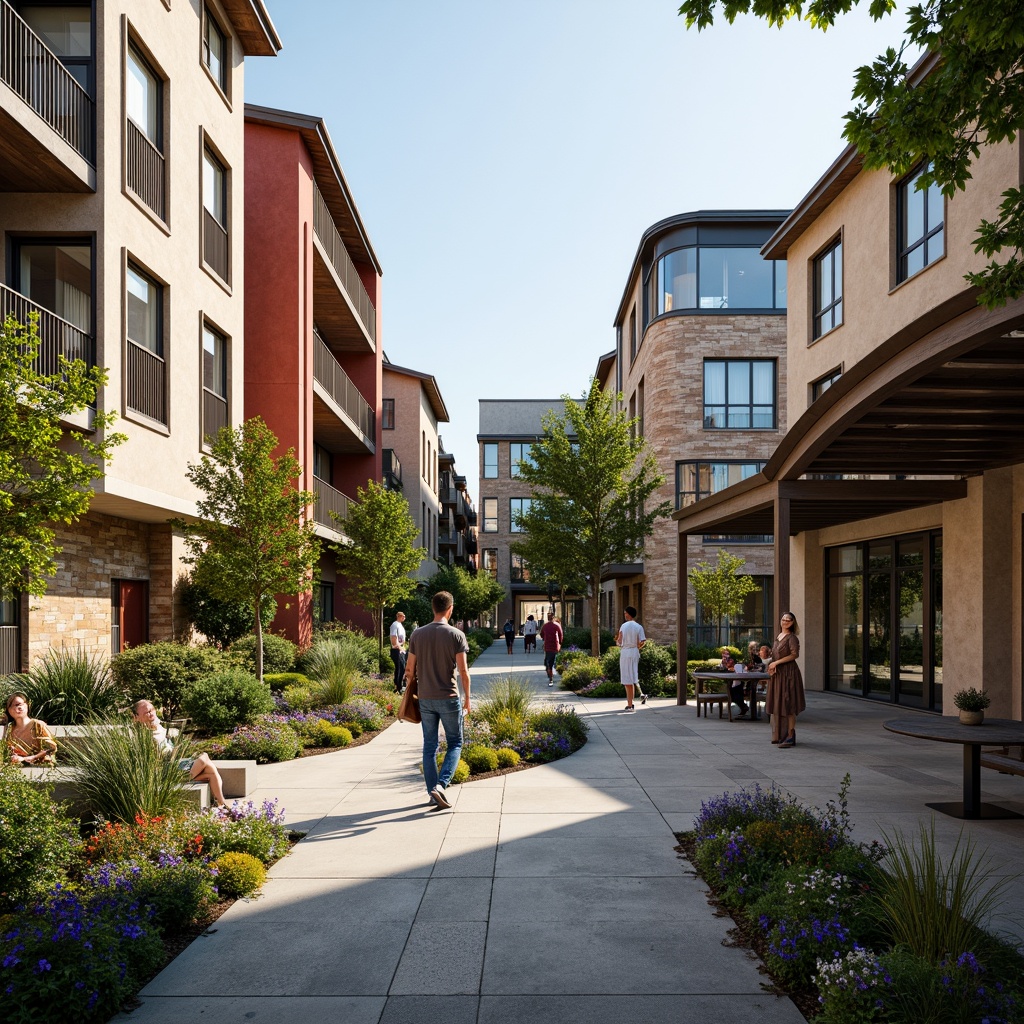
[674,63,1024,716]
[477,398,583,631]
[438,445,477,573]
[604,211,789,644]
[244,105,382,643]
[0,0,280,671]
[381,360,447,580]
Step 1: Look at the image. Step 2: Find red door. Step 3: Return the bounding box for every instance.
[117,579,149,651]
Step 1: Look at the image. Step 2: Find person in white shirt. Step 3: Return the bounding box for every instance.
[523,614,538,653]
[616,606,646,712]
[390,612,407,693]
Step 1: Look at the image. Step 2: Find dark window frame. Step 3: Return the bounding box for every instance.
[201,4,228,94]
[482,442,498,478]
[382,398,395,430]
[702,358,777,430]
[509,497,532,533]
[897,162,944,284]
[483,548,498,579]
[812,237,843,341]
[812,367,843,402]
[509,442,535,478]
[482,497,498,533]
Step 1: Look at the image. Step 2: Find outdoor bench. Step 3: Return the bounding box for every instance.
[981,745,1024,778]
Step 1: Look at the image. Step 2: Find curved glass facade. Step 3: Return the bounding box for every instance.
[651,246,786,315]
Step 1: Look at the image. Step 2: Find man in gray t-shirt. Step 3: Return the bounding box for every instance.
[406,590,471,810]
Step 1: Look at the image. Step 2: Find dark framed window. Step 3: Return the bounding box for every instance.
[482,442,498,478]
[125,260,165,424]
[813,238,842,340]
[510,553,530,582]
[675,461,766,509]
[509,442,535,478]
[652,246,787,314]
[615,325,622,394]
[202,5,228,92]
[202,145,229,280]
[628,306,637,362]
[18,3,94,95]
[509,498,532,533]
[691,575,772,648]
[201,321,227,444]
[313,442,332,484]
[483,549,498,579]
[382,398,395,429]
[0,589,19,674]
[897,163,944,283]
[125,41,165,218]
[812,367,843,402]
[482,498,497,533]
[315,582,334,624]
[703,359,775,429]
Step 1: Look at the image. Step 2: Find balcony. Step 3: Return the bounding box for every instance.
[313,475,352,536]
[0,625,19,673]
[383,448,402,490]
[312,329,375,454]
[203,208,229,281]
[312,182,376,352]
[1,283,94,375]
[126,339,166,425]
[202,387,228,444]
[0,0,94,192]
[125,118,165,220]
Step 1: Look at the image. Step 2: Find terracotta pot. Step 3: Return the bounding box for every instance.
[958,709,984,726]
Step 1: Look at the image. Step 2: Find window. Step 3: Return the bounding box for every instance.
[510,443,535,478]
[812,367,843,402]
[482,498,498,533]
[315,582,334,624]
[652,246,787,315]
[636,377,644,439]
[628,306,637,362]
[202,6,228,92]
[509,498,532,532]
[511,553,530,582]
[313,443,332,484]
[201,322,227,443]
[19,4,94,95]
[125,43,164,218]
[615,325,622,394]
[125,262,165,423]
[703,360,775,429]
[202,146,229,281]
[676,461,766,509]
[482,442,498,478]
[483,549,498,579]
[898,163,944,283]
[813,238,843,340]
[382,398,395,429]
[0,589,18,674]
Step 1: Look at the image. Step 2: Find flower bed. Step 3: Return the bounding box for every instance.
[679,775,1024,1022]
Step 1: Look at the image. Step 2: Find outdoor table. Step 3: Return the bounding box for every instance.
[692,670,769,721]
[883,716,1024,820]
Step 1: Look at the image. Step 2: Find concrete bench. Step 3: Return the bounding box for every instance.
[22,766,211,814]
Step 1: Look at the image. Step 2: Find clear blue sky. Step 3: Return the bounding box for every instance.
[246,1,910,500]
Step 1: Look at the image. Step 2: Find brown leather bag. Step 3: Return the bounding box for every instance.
[398,675,420,724]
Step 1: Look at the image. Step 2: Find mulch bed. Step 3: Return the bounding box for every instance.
[673,833,819,1022]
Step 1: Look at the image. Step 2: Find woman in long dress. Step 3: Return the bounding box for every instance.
[766,612,805,748]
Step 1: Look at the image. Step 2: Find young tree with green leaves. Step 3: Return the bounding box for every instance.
[425,563,505,626]
[514,378,673,656]
[0,313,126,598]
[171,417,319,680]
[677,0,1024,308]
[332,480,425,657]
[688,549,761,646]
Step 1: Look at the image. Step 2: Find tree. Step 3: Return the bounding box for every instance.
[677,0,1024,308]
[171,417,319,680]
[688,549,761,646]
[0,313,125,598]
[425,563,505,626]
[177,569,275,648]
[332,480,425,657]
[514,378,673,656]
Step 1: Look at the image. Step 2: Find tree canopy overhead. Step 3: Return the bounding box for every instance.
[677,0,1024,307]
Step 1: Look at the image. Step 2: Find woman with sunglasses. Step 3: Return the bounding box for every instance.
[766,612,805,748]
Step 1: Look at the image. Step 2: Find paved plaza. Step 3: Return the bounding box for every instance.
[117,643,1024,1023]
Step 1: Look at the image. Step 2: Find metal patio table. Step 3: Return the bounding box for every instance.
[692,670,769,721]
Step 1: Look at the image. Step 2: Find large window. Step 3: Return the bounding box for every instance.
[897,163,944,283]
[202,6,228,93]
[511,553,530,582]
[676,461,765,509]
[690,574,772,648]
[382,398,395,429]
[483,549,498,579]
[813,238,843,340]
[482,442,498,478]
[125,43,165,218]
[509,498,532,532]
[509,442,535,478]
[19,4,94,94]
[202,146,229,281]
[201,322,227,443]
[653,246,786,315]
[125,262,165,424]
[703,359,775,429]
[482,498,497,533]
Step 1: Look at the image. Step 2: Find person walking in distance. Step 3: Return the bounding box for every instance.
[540,611,563,686]
[405,591,471,810]
[389,611,407,694]
[502,617,515,655]
[616,606,646,712]
[523,614,538,654]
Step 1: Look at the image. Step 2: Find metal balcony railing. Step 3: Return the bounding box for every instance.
[313,475,352,531]
[312,181,376,344]
[203,208,228,280]
[0,283,94,374]
[202,388,228,443]
[0,626,20,674]
[313,329,375,440]
[0,0,94,162]
[126,339,166,424]
[126,118,165,219]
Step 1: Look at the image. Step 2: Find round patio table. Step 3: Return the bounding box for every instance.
[883,716,1024,820]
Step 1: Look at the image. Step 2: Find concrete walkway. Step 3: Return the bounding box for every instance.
[117,642,1024,1023]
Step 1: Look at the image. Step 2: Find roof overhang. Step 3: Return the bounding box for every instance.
[220,0,281,56]
[383,363,449,422]
[601,562,643,581]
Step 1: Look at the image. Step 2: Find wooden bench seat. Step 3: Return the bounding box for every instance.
[981,746,1024,778]
[695,692,727,718]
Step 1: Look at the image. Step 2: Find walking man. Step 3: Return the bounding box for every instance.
[540,611,563,686]
[616,606,646,712]
[405,591,471,810]
[389,611,407,693]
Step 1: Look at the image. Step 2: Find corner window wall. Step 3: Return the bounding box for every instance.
[652,246,786,315]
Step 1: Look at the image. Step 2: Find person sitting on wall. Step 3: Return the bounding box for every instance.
[2,692,57,766]
[133,699,228,807]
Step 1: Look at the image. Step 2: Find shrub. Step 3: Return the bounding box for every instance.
[302,637,364,706]
[264,672,311,692]
[219,719,301,763]
[466,636,482,665]
[8,646,124,725]
[215,851,267,897]
[313,721,352,747]
[352,678,399,716]
[302,623,379,675]
[478,675,534,721]
[332,697,386,732]
[489,709,525,743]
[450,759,470,784]
[463,744,499,774]
[281,683,316,711]
[600,641,675,686]
[83,813,205,866]
[554,647,590,674]
[200,799,289,863]
[528,705,589,751]
[111,641,228,719]
[560,656,604,690]
[178,573,272,649]
[0,763,79,912]
[513,730,572,763]
[182,669,274,733]
[66,718,195,822]
[229,633,297,675]
[561,626,616,653]
[344,719,363,738]
[496,747,521,768]
[466,628,493,649]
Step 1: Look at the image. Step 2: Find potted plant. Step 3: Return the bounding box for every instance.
[953,686,991,725]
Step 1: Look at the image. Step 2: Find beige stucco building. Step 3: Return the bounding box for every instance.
[0,0,279,669]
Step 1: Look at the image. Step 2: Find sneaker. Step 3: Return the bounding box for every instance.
[624,705,635,712]
[639,694,647,705]
[430,784,451,809]
[548,681,554,686]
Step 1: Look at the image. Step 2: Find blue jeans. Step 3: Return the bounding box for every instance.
[420,697,464,793]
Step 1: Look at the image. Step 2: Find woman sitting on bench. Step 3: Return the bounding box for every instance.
[4,692,57,766]
[133,699,228,807]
